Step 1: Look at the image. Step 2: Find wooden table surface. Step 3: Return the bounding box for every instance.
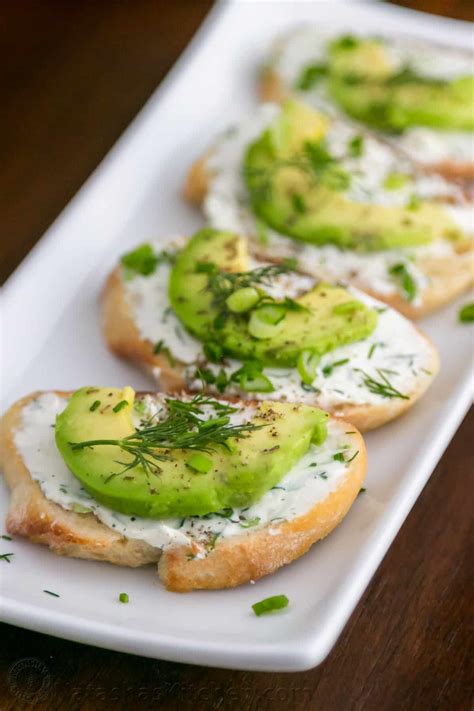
[1,2,472,709]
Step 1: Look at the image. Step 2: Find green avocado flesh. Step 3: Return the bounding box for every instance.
[55,386,329,519]
[168,228,377,367]
[303,36,474,131]
[243,101,463,251]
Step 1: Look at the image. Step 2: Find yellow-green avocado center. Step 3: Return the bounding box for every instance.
[168,228,377,367]
[244,101,463,251]
[55,387,329,518]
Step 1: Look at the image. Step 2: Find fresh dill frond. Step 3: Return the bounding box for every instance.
[70,394,263,481]
[356,368,409,400]
[196,261,295,306]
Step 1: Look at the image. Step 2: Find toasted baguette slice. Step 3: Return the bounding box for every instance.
[183,150,473,319]
[0,391,365,592]
[101,259,440,432]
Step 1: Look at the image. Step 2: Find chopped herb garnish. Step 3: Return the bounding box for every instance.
[333,452,345,462]
[121,243,156,276]
[187,453,213,474]
[368,343,377,359]
[358,487,366,496]
[348,135,364,158]
[121,244,175,278]
[252,594,289,616]
[119,592,129,603]
[89,400,101,412]
[69,393,263,481]
[346,450,359,463]
[459,303,474,323]
[357,368,409,400]
[331,34,360,51]
[1,535,12,541]
[113,400,129,413]
[0,552,14,563]
[322,358,350,377]
[43,590,60,597]
[291,192,307,214]
[296,63,328,91]
[389,263,417,302]
[240,517,261,528]
[407,194,421,211]
[203,340,224,363]
[231,360,274,393]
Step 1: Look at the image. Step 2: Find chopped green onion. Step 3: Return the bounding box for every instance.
[291,193,307,214]
[232,361,275,393]
[297,349,320,385]
[0,553,14,563]
[89,400,101,412]
[459,303,474,323]
[333,452,345,462]
[296,63,328,91]
[407,194,421,211]
[121,243,157,277]
[348,135,364,157]
[248,305,286,339]
[187,453,213,473]
[240,372,275,393]
[252,594,289,616]
[389,263,417,302]
[203,341,224,362]
[240,517,261,528]
[43,589,60,597]
[311,418,328,446]
[332,300,363,315]
[113,400,129,413]
[383,172,410,190]
[226,287,260,313]
[119,592,129,603]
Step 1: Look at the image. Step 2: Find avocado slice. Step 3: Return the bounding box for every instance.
[326,37,474,131]
[169,229,377,367]
[55,386,328,518]
[243,101,463,251]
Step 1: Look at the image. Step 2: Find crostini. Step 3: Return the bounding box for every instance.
[259,28,474,181]
[0,387,366,592]
[102,229,439,432]
[184,101,473,318]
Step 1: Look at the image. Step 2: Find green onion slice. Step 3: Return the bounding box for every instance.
[226,287,260,313]
[252,594,289,616]
[248,305,286,339]
[187,453,213,473]
[297,349,320,385]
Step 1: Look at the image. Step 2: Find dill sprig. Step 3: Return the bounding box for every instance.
[356,368,409,400]
[196,261,295,305]
[69,394,262,481]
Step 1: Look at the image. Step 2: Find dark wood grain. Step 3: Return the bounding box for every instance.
[1,2,473,709]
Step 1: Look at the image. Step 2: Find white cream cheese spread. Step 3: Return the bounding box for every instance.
[14,393,357,553]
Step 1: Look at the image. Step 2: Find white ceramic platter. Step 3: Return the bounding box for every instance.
[1,0,472,671]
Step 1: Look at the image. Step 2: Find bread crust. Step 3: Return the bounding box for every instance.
[101,267,439,432]
[0,393,161,567]
[0,391,365,591]
[183,153,473,319]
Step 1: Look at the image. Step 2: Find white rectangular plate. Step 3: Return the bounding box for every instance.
[1,0,472,672]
